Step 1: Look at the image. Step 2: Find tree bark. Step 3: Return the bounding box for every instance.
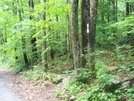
[107,0,110,22]
[18,9,29,67]
[29,0,38,65]
[81,0,90,67]
[89,0,98,76]
[71,0,80,74]
[101,0,106,35]
[22,36,29,66]
[40,0,48,71]
[66,0,72,58]
[111,0,117,38]
[126,2,130,16]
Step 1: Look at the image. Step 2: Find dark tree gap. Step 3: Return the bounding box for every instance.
[29,0,38,65]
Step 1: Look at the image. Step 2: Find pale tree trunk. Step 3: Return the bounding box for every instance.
[89,0,98,76]
[71,0,80,74]
[40,0,48,71]
[81,0,90,67]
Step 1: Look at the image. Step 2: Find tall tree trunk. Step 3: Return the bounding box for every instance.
[107,0,110,22]
[12,2,18,61]
[18,8,29,67]
[126,2,130,16]
[66,0,72,58]
[129,3,134,13]
[111,0,117,22]
[126,2,132,37]
[115,0,118,21]
[29,0,38,65]
[0,32,3,45]
[89,0,98,76]
[49,18,54,60]
[40,0,48,71]
[22,36,29,66]
[81,0,90,67]
[50,44,54,60]
[112,0,117,38]
[71,0,80,74]
[101,0,106,35]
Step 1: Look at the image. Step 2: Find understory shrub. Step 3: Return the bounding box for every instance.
[68,59,134,101]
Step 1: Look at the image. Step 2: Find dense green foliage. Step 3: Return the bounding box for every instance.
[0,0,134,101]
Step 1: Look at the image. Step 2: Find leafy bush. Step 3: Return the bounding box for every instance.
[74,58,134,101]
[115,85,134,101]
[95,60,106,76]
[23,65,63,84]
[12,62,27,74]
[118,64,134,73]
[111,44,134,63]
[23,65,49,81]
[76,68,92,83]
[67,81,85,95]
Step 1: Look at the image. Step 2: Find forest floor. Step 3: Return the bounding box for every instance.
[0,68,60,101]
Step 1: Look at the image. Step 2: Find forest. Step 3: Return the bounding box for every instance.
[0,0,134,101]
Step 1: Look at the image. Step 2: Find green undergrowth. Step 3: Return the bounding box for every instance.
[1,45,134,101]
[12,62,27,74]
[56,46,134,101]
[59,60,134,101]
[0,55,15,68]
[49,56,72,73]
[22,65,62,85]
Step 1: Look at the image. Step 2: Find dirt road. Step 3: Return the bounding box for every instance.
[0,68,60,101]
[0,68,22,101]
